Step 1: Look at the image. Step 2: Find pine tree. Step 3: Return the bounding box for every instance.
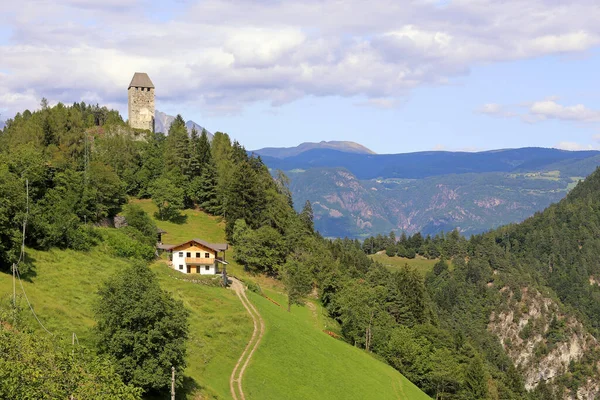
[464,355,488,399]
[163,115,190,178]
[198,129,212,168]
[198,160,221,215]
[188,127,202,178]
[300,200,314,232]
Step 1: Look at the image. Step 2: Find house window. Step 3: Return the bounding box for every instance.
[179,265,183,270]
[178,252,183,257]
[196,252,200,258]
[186,252,191,258]
[205,253,210,258]
[205,265,210,271]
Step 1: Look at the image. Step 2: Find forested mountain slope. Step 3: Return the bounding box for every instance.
[421,167,600,398]
[260,149,600,238]
[0,103,430,399]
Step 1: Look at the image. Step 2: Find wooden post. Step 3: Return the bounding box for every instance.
[171,366,175,400]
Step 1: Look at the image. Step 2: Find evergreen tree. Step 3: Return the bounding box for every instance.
[464,355,489,399]
[163,115,190,178]
[300,200,314,233]
[188,127,202,178]
[197,129,212,168]
[198,160,221,215]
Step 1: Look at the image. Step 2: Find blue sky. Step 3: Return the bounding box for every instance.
[1,0,599,154]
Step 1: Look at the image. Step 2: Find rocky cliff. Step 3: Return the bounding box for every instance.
[489,287,600,399]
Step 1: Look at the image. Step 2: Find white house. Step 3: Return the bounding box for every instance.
[161,239,228,275]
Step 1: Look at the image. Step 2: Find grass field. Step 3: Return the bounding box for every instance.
[139,200,429,399]
[149,260,252,399]
[369,253,446,276]
[244,288,430,400]
[1,200,430,399]
[0,246,131,345]
[0,246,253,399]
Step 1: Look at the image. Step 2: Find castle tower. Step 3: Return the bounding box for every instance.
[128,72,155,131]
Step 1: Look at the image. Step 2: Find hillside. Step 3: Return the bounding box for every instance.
[252,140,375,158]
[421,167,600,397]
[1,202,429,400]
[273,151,600,238]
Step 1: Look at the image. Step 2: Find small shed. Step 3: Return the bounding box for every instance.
[157,227,167,244]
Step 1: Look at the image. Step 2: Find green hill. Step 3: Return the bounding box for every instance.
[1,201,429,400]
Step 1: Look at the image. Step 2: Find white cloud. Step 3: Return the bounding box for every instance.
[1,0,600,116]
[478,98,600,124]
[478,103,517,118]
[529,100,600,122]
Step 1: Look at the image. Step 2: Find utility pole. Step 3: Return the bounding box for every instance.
[171,366,175,400]
[12,263,16,316]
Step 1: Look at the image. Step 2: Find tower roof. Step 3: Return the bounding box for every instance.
[128,72,154,89]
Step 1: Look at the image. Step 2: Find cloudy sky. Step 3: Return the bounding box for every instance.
[1,0,599,153]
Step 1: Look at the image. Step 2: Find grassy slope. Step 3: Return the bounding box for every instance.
[369,253,447,276]
[245,289,430,400]
[1,200,430,399]
[0,247,131,345]
[140,200,429,399]
[149,261,252,399]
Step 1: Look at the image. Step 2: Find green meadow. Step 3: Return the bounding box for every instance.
[0,200,430,399]
[369,253,449,276]
[244,288,430,400]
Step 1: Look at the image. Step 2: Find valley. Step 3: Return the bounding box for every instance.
[254,146,600,238]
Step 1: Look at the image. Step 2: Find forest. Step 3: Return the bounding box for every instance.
[1,101,599,399]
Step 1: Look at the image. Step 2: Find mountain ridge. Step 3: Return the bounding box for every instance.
[252,140,375,159]
[261,147,600,180]
[154,110,212,139]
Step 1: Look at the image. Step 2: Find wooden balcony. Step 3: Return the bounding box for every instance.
[185,257,214,265]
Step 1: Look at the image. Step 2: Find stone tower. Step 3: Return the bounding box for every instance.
[128,72,155,131]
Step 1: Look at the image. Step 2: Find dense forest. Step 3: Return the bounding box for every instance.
[1,102,599,399]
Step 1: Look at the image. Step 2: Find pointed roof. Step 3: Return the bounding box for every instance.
[128,72,154,89]
[169,239,229,253]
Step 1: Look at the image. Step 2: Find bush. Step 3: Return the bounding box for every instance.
[122,204,157,246]
[102,230,155,261]
[0,309,141,399]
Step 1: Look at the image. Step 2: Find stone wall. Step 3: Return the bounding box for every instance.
[128,87,155,131]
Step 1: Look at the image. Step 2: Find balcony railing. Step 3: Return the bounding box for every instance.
[185,257,223,265]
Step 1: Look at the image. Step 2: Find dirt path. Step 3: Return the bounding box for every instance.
[229,278,265,400]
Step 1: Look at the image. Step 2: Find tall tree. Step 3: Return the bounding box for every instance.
[281,251,314,312]
[299,200,314,233]
[95,264,189,394]
[197,160,221,215]
[163,115,190,178]
[149,177,184,221]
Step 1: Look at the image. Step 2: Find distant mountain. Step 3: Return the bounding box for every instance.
[259,148,600,238]
[0,120,4,130]
[261,147,600,180]
[154,110,212,139]
[252,141,375,159]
